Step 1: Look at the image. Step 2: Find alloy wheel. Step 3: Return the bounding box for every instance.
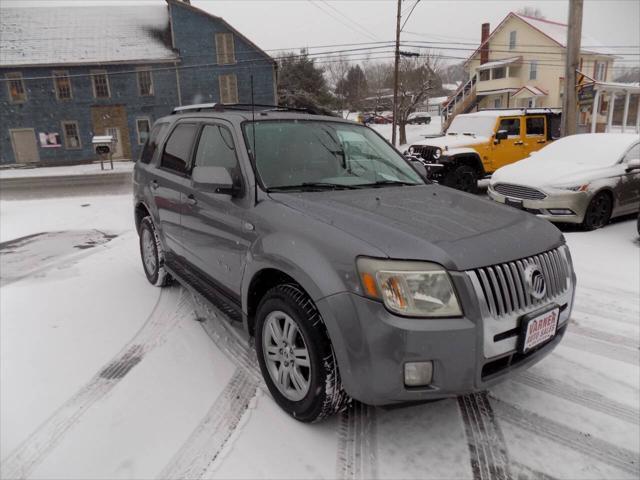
[262,310,311,401]
[141,228,157,275]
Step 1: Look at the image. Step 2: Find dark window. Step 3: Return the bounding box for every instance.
[526,117,545,136]
[7,73,26,102]
[479,70,490,81]
[509,31,516,49]
[136,118,151,145]
[492,67,506,79]
[54,72,72,100]
[160,123,197,173]
[92,71,110,98]
[498,118,520,137]
[140,122,169,164]
[137,69,153,96]
[62,121,81,148]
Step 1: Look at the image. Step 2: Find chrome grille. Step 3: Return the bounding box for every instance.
[467,247,570,318]
[493,183,546,200]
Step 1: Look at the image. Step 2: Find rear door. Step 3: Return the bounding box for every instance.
[152,122,199,256]
[524,116,548,155]
[181,121,251,294]
[493,116,526,170]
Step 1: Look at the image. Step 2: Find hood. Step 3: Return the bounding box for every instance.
[410,134,488,150]
[270,185,563,271]
[491,155,611,187]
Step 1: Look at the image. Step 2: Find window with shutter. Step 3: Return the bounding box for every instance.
[215,33,235,65]
[219,74,238,104]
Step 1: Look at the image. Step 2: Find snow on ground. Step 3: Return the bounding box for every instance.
[0,185,638,478]
[0,161,133,179]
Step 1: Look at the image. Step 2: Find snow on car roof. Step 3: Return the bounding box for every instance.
[536,133,638,162]
[0,6,178,66]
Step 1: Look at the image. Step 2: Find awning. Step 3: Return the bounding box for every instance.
[511,85,548,99]
[476,56,522,71]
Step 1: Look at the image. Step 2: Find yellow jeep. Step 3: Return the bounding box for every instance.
[407,108,562,192]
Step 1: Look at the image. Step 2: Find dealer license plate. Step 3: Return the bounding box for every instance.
[520,307,559,353]
[505,197,523,209]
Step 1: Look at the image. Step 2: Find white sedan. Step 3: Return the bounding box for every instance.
[488,133,640,230]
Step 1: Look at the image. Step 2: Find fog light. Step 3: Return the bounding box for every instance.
[548,208,574,216]
[404,361,433,387]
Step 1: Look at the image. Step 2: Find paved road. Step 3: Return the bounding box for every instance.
[0,171,133,200]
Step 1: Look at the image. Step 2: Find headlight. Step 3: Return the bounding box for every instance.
[553,183,589,192]
[433,148,442,160]
[356,258,462,317]
[408,146,415,154]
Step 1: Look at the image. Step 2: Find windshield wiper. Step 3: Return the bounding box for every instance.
[267,182,358,192]
[353,180,420,188]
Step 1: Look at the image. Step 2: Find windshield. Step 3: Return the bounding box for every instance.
[242,120,423,190]
[447,115,496,137]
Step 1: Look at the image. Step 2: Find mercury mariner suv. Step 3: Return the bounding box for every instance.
[134,103,576,422]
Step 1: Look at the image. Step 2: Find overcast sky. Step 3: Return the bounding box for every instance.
[6,0,640,69]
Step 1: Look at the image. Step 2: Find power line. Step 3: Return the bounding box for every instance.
[305,0,379,42]
[400,0,421,32]
[316,0,380,42]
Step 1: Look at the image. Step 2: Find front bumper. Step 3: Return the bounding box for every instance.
[316,269,574,406]
[487,186,591,224]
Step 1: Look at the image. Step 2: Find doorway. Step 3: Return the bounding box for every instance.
[10,128,40,163]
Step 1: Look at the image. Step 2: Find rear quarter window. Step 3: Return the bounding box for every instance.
[139,122,169,164]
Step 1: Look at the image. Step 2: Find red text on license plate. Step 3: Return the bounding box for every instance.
[523,308,559,353]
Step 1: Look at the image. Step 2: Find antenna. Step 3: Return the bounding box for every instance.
[251,74,259,205]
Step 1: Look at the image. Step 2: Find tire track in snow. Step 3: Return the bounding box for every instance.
[457,393,512,480]
[491,397,640,477]
[0,287,191,480]
[568,322,638,350]
[514,372,640,424]
[153,293,261,479]
[561,334,639,366]
[336,401,378,480]
[157,369,258,480]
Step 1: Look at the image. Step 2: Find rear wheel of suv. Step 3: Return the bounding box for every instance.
[443,164,478,193]
[582,192,612,230]
[255,284,349,422]
[139,216,172,287]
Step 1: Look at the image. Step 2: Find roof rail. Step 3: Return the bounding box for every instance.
[476,107,562,114]
[171,103,330,115]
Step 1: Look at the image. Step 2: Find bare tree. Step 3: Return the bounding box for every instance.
[325,55,351,115]
[364,62,393,114]
[395,53,443,145]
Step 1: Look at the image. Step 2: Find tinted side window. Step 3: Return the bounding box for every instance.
[140,122,168,164]
[498,118,520,138]
[526,117,545,136]
[161,123,198,173]
[194,124,241,181]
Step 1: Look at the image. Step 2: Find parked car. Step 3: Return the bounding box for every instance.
[406,108,562,193]
[134,103,576,422]
[488,133,640,230]
[407,112,432,125]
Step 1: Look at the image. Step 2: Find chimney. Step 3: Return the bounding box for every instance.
[480,23,490,65]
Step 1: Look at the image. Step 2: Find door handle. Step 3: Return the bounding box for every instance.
[537,140,547,144]
[514,140,524,145]
[186,194,197,206]
[151,180,159,190]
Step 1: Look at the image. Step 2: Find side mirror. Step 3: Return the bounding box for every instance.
[411,159,428,178]
[494,130,508,143]
[192,166,239,196]
[626,158,640,173]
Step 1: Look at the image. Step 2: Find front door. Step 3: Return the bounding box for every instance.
[492,116,527,170]
[105,127,123,159]
[181,121,250,294]
[618,144,640,213]
[10,128,40,163]
[90,105,132,160]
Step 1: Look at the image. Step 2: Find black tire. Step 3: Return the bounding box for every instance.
[139,216,172,287]
[443,164,478,193]
[255,284,349,422]
[582,192,613,231]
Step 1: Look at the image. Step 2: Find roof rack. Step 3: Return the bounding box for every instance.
[476,107,562,114]
[171,103,327,115]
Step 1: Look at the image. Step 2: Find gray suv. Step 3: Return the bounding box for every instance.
[134,104,576,422]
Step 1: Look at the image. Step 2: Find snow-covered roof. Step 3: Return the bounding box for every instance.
[514,13,616,56]
[0,6,178,67]
[512,85,548,98]
[476,56,522,71]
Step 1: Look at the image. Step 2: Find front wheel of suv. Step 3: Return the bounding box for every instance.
[255,284,349,422]
[443,164,478,193]
[139,216,172,287]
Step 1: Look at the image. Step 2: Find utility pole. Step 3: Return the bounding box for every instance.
[391,0,402,146]
[561,0,583,137]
